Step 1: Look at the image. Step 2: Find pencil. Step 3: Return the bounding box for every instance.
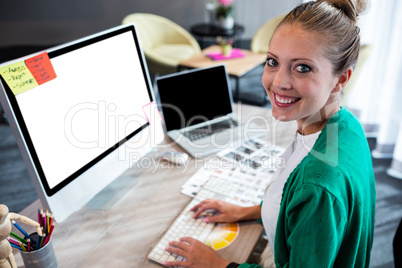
[27,239,31,252]
[49,221,55,236]
[9,232,28,244]
[40,209,43,224]
[46,212,50,233]
[39,234,46,248]
[43,222,55,246]
[11,220,32,240]
[49,213,54,230]
[9,243,22,251]
[19,242,27,252]
[42,213,47,235]
[36,233,40,250]
[7,237,21,247]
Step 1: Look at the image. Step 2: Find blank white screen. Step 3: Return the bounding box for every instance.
[15,31,151,189]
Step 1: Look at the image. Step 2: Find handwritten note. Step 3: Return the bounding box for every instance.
[25,52,57,86]
[0,61,39,95]
[0,52,57,95]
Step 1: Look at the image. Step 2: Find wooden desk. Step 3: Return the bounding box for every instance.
[13,104,297,267]
[178,45,266,102]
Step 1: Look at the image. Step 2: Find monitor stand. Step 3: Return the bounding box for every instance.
[86,175,139,210]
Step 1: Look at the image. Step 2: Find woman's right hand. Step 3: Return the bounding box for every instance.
[190,199,247,223]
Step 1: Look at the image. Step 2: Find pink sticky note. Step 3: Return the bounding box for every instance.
[142,101,163,124]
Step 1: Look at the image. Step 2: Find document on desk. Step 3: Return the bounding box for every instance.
[181,137,285,206]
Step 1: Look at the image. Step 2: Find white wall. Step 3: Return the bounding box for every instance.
[0,0,301,47]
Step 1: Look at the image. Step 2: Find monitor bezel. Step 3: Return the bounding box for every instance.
[0,24,154,197]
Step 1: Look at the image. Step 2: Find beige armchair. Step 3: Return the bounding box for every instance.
[250,14,286,53]
[122,13,201,75]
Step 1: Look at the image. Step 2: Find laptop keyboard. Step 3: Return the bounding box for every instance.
[182,118,238,141]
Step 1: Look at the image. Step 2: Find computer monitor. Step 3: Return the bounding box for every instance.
[0,24,164,222]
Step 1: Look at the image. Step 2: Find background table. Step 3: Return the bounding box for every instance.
[12,104,297,267]
[190,23,245,48]
[178,45,266,102]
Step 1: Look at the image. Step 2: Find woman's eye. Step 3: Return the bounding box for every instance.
[266,58,278,67]
[295,64,311,73]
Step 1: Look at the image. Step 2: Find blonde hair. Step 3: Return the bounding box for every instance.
[278,0,368,74]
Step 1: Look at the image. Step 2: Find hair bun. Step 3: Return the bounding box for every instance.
[318,0,368,22]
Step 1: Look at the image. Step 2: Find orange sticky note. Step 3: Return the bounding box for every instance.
[0,61,38,95]
[25,52,57,85]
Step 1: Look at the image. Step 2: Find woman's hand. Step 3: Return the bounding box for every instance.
[190,199,244,223]
[164,237,231,268]
[191,199,261,223]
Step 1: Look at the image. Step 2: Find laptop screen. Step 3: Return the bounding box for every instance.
[156,65,233,131]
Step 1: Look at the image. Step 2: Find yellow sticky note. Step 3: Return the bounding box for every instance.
[0,61,38,95]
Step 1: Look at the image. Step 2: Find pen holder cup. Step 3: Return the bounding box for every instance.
[20,237,58,268]
[221,44,232,56]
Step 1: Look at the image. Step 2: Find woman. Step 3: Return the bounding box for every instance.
[165,0,376,267]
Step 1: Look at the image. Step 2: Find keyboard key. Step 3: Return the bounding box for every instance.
[183,118,238,141]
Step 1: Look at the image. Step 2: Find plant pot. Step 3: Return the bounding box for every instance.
[219,16,234,30]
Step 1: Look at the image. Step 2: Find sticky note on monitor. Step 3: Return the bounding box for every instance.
[25,52,57,86]
[142,101,163,124]
[0,61,39,95]
[0,52,57,95]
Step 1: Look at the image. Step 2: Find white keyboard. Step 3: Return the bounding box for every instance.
[148,153,277,265]
[148,169,272,265]
[148,198,215,264]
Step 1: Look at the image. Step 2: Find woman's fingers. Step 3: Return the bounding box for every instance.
[163,259,191,267]
[164,237,197,267]
[165,243,188,258]
[191,200,219,219]
[179,236,197,244]
[190,199,215,212]
[165,237,229,267]
[190,199,240,223]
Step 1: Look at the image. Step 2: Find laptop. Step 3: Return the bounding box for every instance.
[155,65,258,158]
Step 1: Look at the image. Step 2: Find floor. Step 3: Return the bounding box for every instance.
[0,43,401,267]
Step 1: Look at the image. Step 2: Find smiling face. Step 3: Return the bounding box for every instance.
[262,24,350,134]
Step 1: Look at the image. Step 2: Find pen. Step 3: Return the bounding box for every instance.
[27,238,31,252]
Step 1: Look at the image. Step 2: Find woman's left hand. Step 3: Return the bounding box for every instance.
[164,237,231,268]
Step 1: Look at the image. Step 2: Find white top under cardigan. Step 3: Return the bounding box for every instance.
[261,130,321,254]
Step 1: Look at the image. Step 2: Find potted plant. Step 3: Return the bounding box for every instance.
[215,0,235,29]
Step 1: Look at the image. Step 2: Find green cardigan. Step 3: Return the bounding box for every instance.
[239,108,376,268]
